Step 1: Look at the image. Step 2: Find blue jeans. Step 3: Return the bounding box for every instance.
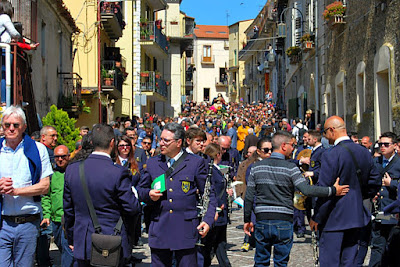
[52,221,74,267]
[254,220,293,267]
[0,217,40,267]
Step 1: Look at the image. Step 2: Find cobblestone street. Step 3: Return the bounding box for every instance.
[50,207,370,266]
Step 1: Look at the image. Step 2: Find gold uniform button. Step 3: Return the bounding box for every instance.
[169,199,173,203]
[169,188,173,192]
[381,196,384,199]
[170,178,173,181]
[169,210,173,213]
[381,188,384,191]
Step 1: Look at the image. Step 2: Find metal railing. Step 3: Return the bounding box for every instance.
[101,60,124,94]
[140,21,169,54]
[140,71,167,98]
[201,55,215,64]
[100,1,125,30]
[58,72,82,108]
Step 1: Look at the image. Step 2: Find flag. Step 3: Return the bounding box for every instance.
[151,174,166,193]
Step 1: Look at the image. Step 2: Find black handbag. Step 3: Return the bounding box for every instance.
[79,161,123,267]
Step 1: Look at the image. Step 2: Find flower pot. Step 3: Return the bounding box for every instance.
[149,35,154,40]
[115,61,121,68]
[140,72,149,77]
[155,74,160,79]
[104,78,113,86]
[303,41,314,52]
[329,14,345,28]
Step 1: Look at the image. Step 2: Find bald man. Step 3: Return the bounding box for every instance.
[310,116,381,266]
[218,136,240,176]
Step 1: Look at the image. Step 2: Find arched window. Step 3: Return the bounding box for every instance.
[356,61,366,124]
[324,84,332,118]
[335,71,346,121]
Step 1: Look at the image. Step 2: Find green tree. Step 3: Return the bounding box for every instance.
[42,105,80,152]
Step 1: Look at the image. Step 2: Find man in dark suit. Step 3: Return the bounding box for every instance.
[304,130,325,185]
[310,116,381,266]
[369,132,400,266]
[137,123,216,266]
[63,124,141,266]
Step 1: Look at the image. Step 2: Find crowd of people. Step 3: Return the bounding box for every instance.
[0,97,400,267]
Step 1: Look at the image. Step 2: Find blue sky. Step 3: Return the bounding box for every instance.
[180,0,266,26]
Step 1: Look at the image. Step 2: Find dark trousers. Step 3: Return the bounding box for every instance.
[319,228,360,267]
[151,247,197,267]
[356,222,372,267]
[369,221,396,267]
[293,208,306,234]
[203,225,231,267]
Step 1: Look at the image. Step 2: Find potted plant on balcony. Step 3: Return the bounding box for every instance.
[140,71,149,77]
[323,1,346,27]
[286,46,301,64]
[300,33,315,52]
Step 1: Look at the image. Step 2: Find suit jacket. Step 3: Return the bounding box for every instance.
[314,140,381,231]
[137,152,217,250]
[374,154,400,224]
[212,166,228,226]
[309,145,326,184]
[63,154,141,261]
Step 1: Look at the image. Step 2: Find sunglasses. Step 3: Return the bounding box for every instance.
[378,142,393,148]
[323,127,333,134]
[118,144,131,149]
[142,141,152,145]
[3,123,21,129]
[55,155,68,159]
[261,147,271,153]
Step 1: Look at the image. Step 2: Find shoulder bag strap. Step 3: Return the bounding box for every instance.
[164,151,188,179]
[337,143,363,189]
[79,161,102,234]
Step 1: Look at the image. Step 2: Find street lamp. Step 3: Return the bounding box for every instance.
[277,7,305,38]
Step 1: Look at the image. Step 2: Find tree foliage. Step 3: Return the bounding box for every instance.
[42,105,80,152]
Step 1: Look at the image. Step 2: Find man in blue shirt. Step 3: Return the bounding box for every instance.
[0,105,52,266]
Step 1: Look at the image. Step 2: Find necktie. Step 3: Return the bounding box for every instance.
[122,159,127,166]
[169,158,175,167]
[383,159,389,168]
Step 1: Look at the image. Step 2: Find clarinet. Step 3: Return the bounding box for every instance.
[198,159,213,218]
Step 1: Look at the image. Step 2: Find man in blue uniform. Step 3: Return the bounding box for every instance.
[369,132,400,266]
[304,130,325,185]
[310,116,381,266]
[137,123,216,266]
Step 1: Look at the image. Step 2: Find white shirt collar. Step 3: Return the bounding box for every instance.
[334,136,350,146]
[186,147,194,154]
[384,153,396,162]
[312,143,322,152]
[118,155,128,164]
[167,150,184,167]
[92,151,111,158]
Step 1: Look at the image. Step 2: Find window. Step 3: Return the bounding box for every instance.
[335,71,346,120]
[203,88,210,101]
[356,62,366,123]
[41,21,46,60]
[203,45,211,62]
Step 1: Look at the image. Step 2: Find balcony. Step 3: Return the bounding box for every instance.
[100,2,125,40]
[101,60,124,99]
[239,39,255,61]
[201,55,215,65]
[140,71,167,99]
[229,58,238,70]
[58,72,83,117]
[216,76,228,88]
[140,21,169,58]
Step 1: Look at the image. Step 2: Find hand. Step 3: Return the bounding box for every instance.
[214,212,219,221]
[69,245,74,251]
[383,173,392,187]
[149,189,163,201]
[197,221,210,238]
[227,188,234,197]
[40,218,50,229]
[30,43,40,50]
[244,222,254,236]
[303,171,314,178]
[333,178,350,196]
[0,177,13,194]
[310,219,318,231]
[150,148,156,156]
[300,157,310,165]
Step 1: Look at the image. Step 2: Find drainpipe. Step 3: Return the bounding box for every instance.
[314,0,319,124]
[0,43,11,106]
[97,0,102,123]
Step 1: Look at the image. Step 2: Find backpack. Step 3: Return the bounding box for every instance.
[296,126,307,145]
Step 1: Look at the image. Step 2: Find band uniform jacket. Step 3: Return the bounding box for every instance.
[313,140,381,231]
[63,154,141,261]
[212,166,229,226]
[137,152,217,250]
[374,154,400,224]
[308,145,326,184]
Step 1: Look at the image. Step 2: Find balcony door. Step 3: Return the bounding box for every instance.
[203,46,211,62]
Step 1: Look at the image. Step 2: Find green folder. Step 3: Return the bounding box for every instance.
[151,174,166,192]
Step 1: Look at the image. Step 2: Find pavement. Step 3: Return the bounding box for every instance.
[50,207,371,266]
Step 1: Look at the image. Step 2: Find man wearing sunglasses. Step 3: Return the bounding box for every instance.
[0,106,52,266]
[310,116,381,267]
[41,145,73,266]
[369,132,400,266]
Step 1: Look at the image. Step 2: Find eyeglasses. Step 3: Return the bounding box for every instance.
[142,141,152,145]
[55,155,68,159]
[378,142,393,148]
[285,142,295,148]
[261,147,271,153]
[323,127,333,134]
[221,147,229,151]
[118,144,131,149]
[160,138,177,144]
[3,123,20,129]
